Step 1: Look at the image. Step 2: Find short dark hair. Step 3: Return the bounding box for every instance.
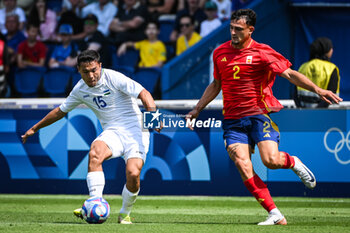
[179,14,194,25]
[147,20,160,29]
[231,9,256,26]
[77,50,100,66]
[26,23,39,31]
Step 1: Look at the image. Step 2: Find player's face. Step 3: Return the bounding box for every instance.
[180,17,193,37]
[145,23,158,39]
[27,26,39,41]
[230,18,254,48]
[78,61,102,87]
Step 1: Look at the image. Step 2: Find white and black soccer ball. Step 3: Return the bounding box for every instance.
[81,196,110,224]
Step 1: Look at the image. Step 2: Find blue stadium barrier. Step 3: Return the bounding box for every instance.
[0,99,349,197]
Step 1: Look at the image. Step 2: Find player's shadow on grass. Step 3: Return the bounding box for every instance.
[138,221,256,225]
[53,221,87,224]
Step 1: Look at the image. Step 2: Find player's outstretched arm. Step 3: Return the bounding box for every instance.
[186,79,221,130]
[21,107,67,144]
[138,89,162,132]
[281,68,343,105]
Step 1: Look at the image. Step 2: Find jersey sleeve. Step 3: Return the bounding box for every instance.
[111,71,144,98]
[134,41,142,50]
[213,49,221,80]
[59,87,82,113]
[260,46,292,75]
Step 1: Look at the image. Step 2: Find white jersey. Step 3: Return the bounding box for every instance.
[60,68,144,131]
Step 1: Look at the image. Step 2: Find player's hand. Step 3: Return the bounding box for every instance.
[317,89,343,105]
[117,43,127,56]
[185,109,200,131]
[21,128,35,144]
[154,121,163,133]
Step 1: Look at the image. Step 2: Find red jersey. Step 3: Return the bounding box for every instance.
[213,39,291,119]
[17,40,47,63]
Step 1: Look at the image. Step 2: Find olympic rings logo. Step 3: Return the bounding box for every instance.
[323,127,350,165]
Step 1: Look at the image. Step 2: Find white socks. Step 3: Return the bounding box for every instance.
[120,185,139,215]
[269,208,283,216]
[86,171,105,197]
[86,173,139,216]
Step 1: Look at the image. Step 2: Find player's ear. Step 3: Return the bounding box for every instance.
[248,26,254,34]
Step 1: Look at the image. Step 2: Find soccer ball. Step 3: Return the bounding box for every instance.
[81,196,110,224]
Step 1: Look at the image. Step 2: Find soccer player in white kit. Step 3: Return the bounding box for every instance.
[21,50,160,224]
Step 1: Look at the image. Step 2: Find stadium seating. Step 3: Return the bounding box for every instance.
[159,15,176,60]
[111,48,139,79]
[133,68,161,94]
[158,15,175,43]
[14,67,46,97]
[71,72,81,86]
[43,67,73,97]
[47,0,62,13]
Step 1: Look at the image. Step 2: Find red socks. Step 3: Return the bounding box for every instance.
[281,152,295,169]
[244,175,276,212]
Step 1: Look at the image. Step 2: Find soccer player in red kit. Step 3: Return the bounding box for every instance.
[187,9,342,225]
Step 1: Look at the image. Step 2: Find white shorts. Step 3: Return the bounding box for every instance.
[93,126,150,163]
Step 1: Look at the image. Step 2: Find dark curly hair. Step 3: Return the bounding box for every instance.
[231,9,257,26]
[77,50,101,66]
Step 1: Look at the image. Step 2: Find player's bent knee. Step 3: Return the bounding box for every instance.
[261,156,280,169]
[126,168,141,181]
[89,150,104,166]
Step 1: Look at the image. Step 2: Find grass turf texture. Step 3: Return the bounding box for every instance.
[1,195,349,233]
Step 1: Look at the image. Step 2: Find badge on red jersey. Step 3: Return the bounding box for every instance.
[246,56,253,64]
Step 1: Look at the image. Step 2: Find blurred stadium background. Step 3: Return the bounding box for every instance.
[1,0,350,199]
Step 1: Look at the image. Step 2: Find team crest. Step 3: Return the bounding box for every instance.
[246,56,253,64]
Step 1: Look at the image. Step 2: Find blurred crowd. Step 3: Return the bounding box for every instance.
[0,0,252,98]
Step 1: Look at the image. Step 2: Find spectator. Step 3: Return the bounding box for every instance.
[28,0,57,42]
[295,37,340,108]
[212,0,231,21]
[4,13,26,64]
[76,14,111,67]
[109,0,148,48]
[17,23,47,69]
[49,24,78,69]
[0,0,26,35]
[81,0,117,37]
[4,13,25,97]
[176,14,201,55]
[0,37,9,97]
[17,0,35,14]
[146,0,177,21]
[58,0,85,38]
[118,21,166,68]
[200,1,221,37]
[170,0,206,42]
[61,0,86,16]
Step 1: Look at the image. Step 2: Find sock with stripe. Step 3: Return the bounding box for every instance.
[281,151,295,169]
[244,174,276,212]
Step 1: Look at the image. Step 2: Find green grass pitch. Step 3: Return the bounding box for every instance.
[1,194,350,233]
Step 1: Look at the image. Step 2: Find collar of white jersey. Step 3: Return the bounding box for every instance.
[95,68,105,86]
